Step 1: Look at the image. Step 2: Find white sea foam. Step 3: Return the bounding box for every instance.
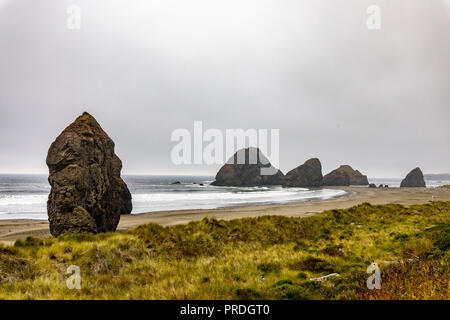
[0,185,347,220]
[2,174,444,221]
[131,187,347,213]
[0,194,48,220]
[0,194,48,205]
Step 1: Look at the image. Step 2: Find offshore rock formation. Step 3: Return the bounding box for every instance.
[323,165,369,186]
[323,168,350,186]
[284,158,323,188]
[400,167,426,188]
[211,147,284,187]
[46,112,132,237]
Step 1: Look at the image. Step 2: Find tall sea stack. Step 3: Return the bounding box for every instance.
[46,112,132,237]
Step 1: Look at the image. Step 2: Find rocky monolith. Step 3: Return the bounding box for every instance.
[400,167,426,188]
[284,158,323,188]
[323,165,369,186]
[46,112,132,236]
[211,147,284,187]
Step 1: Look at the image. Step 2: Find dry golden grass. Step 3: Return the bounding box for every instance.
[0,202,449,300]
[354,257,449,300]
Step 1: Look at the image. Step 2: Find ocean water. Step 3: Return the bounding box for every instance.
[0,174,447,221]
[368,178,450,188]
[0,174,348,220]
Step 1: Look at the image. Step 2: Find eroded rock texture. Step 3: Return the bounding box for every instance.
[46,112,132,236]
[323,165,368,186]
[284,158,323,188]
[211,147,284,187]
[400,167,426,187]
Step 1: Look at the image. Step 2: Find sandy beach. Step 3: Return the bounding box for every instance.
[1,186,449,244]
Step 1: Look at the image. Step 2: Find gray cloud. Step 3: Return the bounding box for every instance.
[0,0,449,177]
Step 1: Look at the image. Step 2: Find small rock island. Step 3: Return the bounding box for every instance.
[283,158,323,188]
[323,165,369,186]
[211,147,284,187]
[400,167,426,187]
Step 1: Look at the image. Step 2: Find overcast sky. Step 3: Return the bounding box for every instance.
[0,0,449,177]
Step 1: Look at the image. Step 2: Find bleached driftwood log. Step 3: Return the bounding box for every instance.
[309,273,340,282]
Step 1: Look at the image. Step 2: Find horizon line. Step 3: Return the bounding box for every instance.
[1,172,441,180]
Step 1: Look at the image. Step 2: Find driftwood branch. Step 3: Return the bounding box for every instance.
[309,273,340,282]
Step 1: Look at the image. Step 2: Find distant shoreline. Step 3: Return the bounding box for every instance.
[1,186,450,244]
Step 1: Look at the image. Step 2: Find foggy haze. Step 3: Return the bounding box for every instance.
[0,0,449,178]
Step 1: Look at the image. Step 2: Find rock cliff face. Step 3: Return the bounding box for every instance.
[46,112,132,237]
[284,158,323,188]
[323,165,369,186]
[211,147,284,187]
[400,167,426,187]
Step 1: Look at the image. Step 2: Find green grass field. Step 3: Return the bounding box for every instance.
[1,201,449,299]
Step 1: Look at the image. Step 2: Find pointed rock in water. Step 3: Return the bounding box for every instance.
[323,165,369,186]
[211,147,284,187]
[400,167,426,188]
[284,158,323,188]
[46,112,132,237]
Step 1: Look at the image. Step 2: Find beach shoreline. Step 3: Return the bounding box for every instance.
[1,186,449,244]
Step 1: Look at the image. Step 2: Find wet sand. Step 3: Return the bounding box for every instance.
[1,186,449,244]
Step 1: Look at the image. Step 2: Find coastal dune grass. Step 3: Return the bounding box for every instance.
[1,201,449,299]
